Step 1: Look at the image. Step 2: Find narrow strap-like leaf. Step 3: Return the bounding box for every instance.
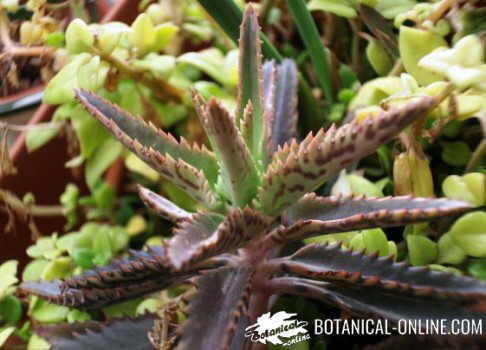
[37,315,157,350]
[167,208,271,271]
[138,185,192,223]
[195,95,260,207]
[273,193,471,241]
[20,247,196,309]
[272,243,486,300]
[175,267,252,350]
[286,0,333,103]
[359,4,399,60]
[263,59,299,157]
[269,277,486,327]
[256,96,437,216]
[236,5,265,160]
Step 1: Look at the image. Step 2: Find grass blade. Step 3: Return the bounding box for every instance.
[286,0,334,104]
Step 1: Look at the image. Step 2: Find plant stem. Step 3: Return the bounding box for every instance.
[388,59,403,76]
[0,121,63,132]
[98,51,183,103]
[466,140,486,172]
[0,189,64,217]
[0,9,54,58]
[426,0,454,24]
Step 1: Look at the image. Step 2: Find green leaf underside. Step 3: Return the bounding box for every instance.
[237,5,265,160]
[137,186,192,223]
[263,59,299,155]
[272,277,486,326]
[195,96,260,207]
[37,315,156,350]
[75,90,218,207]
[273,193,470,241]
[175,267,252,350]
[256,96,437,216]
[359,4,399,60]
[276,242,486,300]
[168,208,271,271]
[20,247,194,309]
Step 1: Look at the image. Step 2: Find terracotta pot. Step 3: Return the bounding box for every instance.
[0,0,142,268]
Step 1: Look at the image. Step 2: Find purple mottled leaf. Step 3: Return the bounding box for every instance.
[269,277,486,327]
[359,4,399,59]
[175,267,252,350]
[237,5,265,160]
[20,247,196,309]
[75,90,218,207]
[262,59,299,155]
[272,242,486,300]
[138,185,192,222]
[255,95,438,215]
[273,193,471,241]
[37,315,157,350]
[167,208,271,271]
[194,95,259,206]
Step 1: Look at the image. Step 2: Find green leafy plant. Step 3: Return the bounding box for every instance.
[0,0,100,98]
[19,7,486,350]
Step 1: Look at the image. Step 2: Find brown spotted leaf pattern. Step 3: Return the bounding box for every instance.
[76,90,218,207]
[175,267,252,350]
[236,5,265,160]
[256,96,437,216]
[194,95,260,207]
[37,315,157,350]
[138,185,192,223]
[269,277,486,327]
[19,247,197,309]
[76,89,219,184]
[272,193,471,241]
[167,208,271,271]
[273,242,486,300]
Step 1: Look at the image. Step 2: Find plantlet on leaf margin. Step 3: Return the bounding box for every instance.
[19,5,486,350]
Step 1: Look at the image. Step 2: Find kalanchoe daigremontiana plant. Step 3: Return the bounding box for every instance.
[20,6,486,350]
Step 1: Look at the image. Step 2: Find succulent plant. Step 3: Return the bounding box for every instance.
[19,6,486,350]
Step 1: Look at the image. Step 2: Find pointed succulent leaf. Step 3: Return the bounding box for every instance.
[75,90,219,205]
[256,96,437,216]
[175,267,252,350]
[37,315,157,350]
[138,185,192,223]
[270,277,486,327]
[75,90,218,182]
[262,59,299,156]
[236,5,265,160]
[168,208,271,271]
[272,242,486,300]
[20,247,197,309]
[195,95,260,207]
[274,193,471,241]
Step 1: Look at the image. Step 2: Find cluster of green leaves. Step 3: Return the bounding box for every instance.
[16,4,486,350]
